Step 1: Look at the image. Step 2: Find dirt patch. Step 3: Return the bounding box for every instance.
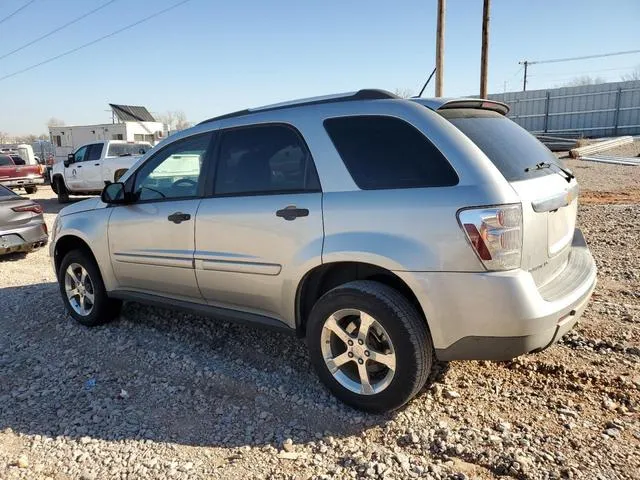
[580,189,640,204]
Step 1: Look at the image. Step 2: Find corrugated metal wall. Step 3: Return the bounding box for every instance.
[488,80,640,137]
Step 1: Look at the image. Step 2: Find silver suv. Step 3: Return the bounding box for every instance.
[51,90,597,412]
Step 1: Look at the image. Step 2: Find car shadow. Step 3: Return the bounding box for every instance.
[0,251,28,262]
[0,283,444,448]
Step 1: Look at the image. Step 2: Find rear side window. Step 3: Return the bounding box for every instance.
[439,108,560,182]
[11,156,26,165]
[323,116,458,190]
[214,124,321,196]
[0,155,12,166]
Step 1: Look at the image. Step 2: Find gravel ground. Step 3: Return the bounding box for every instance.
[1,164,639,479]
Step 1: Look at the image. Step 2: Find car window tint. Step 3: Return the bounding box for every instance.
[438,108,562,181]
[11,156,26,165]
[75,146,88,163]
[0,155,12,166]
[87,144,103,161]
[134,134,210,201]
[214,124,320,195]
[323,116,458,190]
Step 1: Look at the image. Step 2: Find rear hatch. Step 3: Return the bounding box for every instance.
[0,186,40,229]
[438,107,578,287]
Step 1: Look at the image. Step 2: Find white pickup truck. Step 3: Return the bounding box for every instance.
[51,140,152,203]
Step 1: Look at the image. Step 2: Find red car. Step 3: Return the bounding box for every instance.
[0,153,46,194]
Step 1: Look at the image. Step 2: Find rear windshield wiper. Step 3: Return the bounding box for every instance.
[524,162,575,183]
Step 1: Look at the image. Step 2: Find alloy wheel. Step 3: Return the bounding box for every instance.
[320,308,396,395]
[64,263,95,316]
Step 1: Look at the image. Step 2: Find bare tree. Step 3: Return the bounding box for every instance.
[47,117,65,128]
[38,133,49,141]
[621,66,640,82]
[158,110,191,131]
[563,75,605,87]
[393,88,415,98]
[0,131,10,143]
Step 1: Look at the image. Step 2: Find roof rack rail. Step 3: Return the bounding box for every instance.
[198,89,398,125]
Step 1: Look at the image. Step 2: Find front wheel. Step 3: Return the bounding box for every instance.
[56,177,69,203]
[58,250,122,326]
[307,280,434,413]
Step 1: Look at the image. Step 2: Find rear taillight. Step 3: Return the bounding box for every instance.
[458,204,522,271]
[12,204,43,214]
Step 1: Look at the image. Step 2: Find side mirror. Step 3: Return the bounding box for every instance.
[67,153,75,163]
[101,182,130,204]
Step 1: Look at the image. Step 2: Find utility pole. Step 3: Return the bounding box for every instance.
[519,60,529,91]
[435,0,445,97]
[480,0,490,98]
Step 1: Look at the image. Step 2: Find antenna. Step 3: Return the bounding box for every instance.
[417,67,437,97]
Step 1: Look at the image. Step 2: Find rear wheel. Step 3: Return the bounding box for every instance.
[56,177,69,203]
[58,250,121,326]
[307,280,434,412]
[24,186,37,194]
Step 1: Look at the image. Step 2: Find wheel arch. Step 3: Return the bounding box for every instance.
[295,261,428,337]
[54,235,101,280]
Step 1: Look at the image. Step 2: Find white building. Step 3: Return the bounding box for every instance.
[49,104,165,162]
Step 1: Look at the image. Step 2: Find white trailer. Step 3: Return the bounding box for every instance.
[49,121,164,164]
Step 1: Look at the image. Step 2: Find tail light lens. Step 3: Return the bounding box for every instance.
[458,204,522,271]
[12,204,43,214]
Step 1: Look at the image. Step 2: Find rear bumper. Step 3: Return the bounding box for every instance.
[0,222,48,255]
[1,177,45,188]
[396,228,597,361]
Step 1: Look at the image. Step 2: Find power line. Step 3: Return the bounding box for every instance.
[0,0,37,25]
[525,49,640,66]
[0,0,118,61]
[0,0,192,82]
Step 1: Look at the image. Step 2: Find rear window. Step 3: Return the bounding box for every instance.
[0,155,12,166]
[324,116,458,190]
[0,184,17,198]
[107,143,151,157]
[439,108,560,181]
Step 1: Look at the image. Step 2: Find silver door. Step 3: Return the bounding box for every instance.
[108,132,213,301]
[195,124,323,324]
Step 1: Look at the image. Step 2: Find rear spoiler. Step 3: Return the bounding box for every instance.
[411,98,510,116]
[436,99,509,116]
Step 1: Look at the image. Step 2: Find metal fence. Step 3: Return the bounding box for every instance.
[488,80,640,137]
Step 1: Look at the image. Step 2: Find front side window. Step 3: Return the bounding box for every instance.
[324,116,458,190]
[133,134,210,201]
[214,124,320,196]
[87,144,103,161]
[74,146,88,163]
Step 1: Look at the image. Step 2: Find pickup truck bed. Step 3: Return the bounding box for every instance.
[0,155,45,193]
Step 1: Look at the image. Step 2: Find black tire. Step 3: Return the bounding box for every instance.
[58,249,122,327]
[56,177,69,203]
[306,280,434,413]
[24,186,37,194]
